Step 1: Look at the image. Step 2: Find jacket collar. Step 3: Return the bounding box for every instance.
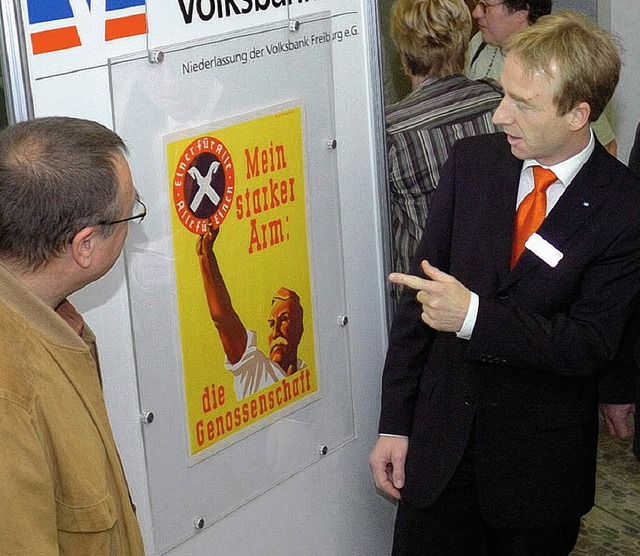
[0,262,88,350]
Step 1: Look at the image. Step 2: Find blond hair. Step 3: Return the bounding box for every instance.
[503,10,620,121]
[390,0,471,78]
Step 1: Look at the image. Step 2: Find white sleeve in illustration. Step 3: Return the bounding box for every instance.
[225,329,285,399]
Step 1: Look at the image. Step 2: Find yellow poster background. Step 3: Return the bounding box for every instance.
[165,106,318,458]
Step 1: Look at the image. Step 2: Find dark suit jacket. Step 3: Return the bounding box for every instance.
[600,122,640,460]
[629,122,640,177]
[631,124,640,459]
[380,133,640,528]
[599,303,640,461]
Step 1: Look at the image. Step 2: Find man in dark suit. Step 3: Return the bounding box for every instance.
[599,124,640,462]
[370,11,640,555]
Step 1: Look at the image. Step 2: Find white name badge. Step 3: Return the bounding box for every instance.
[525,233,564,267]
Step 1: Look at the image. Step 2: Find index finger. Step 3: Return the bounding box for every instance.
[388,272,432,292]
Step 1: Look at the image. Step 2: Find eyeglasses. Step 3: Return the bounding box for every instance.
[99,198,147,226]
[474,0,505,14]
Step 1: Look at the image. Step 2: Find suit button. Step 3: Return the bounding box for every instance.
[498,291,509,300]
[463,396,475,406]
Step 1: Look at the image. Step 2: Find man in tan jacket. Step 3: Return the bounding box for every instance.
[0,117,145,554]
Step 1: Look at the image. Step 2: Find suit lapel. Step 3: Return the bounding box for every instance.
[455,135,522,296]
[503,144,611,288]
[472,140,522,292]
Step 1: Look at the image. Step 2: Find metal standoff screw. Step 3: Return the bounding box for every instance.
[327,139,337,149]
[337,315,349,327]
[289,19,300,32]
[194,517,205,531]
[148,50,165,64]
[318,445,328,456]
[141,411,155,424]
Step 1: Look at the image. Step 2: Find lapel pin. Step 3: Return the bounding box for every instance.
[582,201,590,207]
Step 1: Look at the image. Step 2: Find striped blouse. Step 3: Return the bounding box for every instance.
[386,74,502,298]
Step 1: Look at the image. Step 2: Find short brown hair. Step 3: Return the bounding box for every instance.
[0,117,127,269]
[503,10,620,121]
[503,0,552,24]
[391,0,472,78]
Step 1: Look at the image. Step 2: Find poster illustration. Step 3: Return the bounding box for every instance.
[165,105,319,459]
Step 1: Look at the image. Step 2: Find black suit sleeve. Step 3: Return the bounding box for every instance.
[378,143,458,435]
[599,301,640,404]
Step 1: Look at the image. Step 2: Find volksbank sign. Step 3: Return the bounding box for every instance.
[26,0,147,55]
[177,0,323,23]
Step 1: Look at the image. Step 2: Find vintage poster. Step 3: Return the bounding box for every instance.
[165,105,319,459]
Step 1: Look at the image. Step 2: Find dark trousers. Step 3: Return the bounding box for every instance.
[392,437,581,555]
[634,406,639,462]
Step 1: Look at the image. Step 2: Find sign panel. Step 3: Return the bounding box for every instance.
[110,15,356,551]
[20,0,338,81]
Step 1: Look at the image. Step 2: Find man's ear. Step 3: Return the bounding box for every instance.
[568,102,592,132]
[69,227,99,269]
[515,8,530,26]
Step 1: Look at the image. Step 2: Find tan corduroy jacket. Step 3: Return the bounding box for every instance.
[0,263,144,554]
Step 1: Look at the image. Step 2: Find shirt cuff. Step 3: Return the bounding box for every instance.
[379,433,409,439]
[456,291,479,340]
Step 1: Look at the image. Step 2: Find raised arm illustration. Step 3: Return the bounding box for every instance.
[196,224,248,365]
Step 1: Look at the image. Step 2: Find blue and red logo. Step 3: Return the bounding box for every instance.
[27,0,147,55]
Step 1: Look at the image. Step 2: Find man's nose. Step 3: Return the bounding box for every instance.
[492,98,510,126]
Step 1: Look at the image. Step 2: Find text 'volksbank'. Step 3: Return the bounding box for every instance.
[178,0,322,23]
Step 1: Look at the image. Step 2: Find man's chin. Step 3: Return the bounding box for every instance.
[479,29,498,46]
[269,348,286,364]
[506,139,528,161]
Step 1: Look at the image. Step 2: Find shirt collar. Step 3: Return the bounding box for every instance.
[55,299,86,337]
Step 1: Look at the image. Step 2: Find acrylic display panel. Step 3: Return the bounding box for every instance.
[109,13,355,553]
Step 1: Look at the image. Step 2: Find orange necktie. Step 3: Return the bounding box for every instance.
[511,166,557,267]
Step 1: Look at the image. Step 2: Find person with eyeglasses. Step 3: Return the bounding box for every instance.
[0,117,145,554]
[464,0,618,157]
[465,0,551,78]
[370,12,640,554]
